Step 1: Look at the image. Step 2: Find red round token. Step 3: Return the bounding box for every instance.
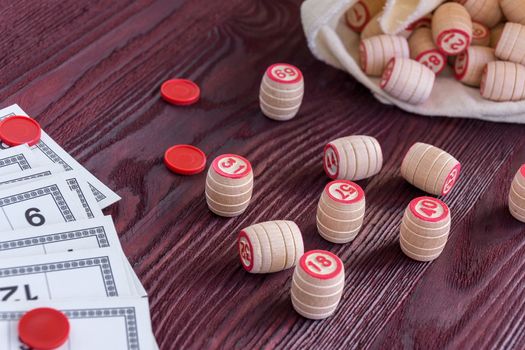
[18,307,70,350]
[0,116,41,146]
[164,144,206,175]
[160,79,200,106]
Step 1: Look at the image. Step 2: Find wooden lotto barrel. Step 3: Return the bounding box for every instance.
[509,165,525,223]
[380,58,435,105]
[454,46,496,87]
[495,23,525,66]
[471,21,490,46]
[360,35,409,76]
[454,0,502,28]
[291,250,345,320]
[316,180,366,243]
[345,0,385,33]
[205,154,253,217]
[500,0,525,26]
[238,220,304,273]
[432,3,472,55]
[323,135,383,181]
[481,61,525,102]
[401,142,461,196]
[400,196,451,262]
[259,63,304,121]
[408,27,446,74]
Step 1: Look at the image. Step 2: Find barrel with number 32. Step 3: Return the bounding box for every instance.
[205,154,253,217]
[291,250,345,320]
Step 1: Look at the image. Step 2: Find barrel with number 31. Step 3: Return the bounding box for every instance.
[205,154,254,217]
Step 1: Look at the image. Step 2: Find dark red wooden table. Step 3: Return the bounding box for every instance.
[3,1,525,349]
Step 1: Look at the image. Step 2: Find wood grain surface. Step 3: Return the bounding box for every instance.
[3,1,525,349]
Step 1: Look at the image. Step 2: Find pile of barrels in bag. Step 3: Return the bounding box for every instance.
[346,0,525,104]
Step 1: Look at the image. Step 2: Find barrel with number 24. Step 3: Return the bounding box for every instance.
[205,154,254,217]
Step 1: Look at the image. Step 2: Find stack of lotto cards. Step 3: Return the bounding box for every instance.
[0,104,158,350]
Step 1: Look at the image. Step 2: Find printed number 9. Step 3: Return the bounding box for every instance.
[25,208,45,227]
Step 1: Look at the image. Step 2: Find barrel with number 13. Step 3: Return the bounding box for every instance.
[205,154,253,217]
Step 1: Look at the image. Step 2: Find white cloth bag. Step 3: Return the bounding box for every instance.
[301,0,525,123]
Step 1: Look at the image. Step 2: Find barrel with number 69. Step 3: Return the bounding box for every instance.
[205,154,253,217]
[400,197,451,262]
[259,63,304,121]
[317,180,365,243]
[291,250,345,320]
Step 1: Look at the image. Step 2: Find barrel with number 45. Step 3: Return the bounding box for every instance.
[317,180,365,243]
[400,197,451,262]
[291,250,345,320]
[205,154,253,217]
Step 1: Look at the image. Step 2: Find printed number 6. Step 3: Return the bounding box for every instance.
[25,208,45,227]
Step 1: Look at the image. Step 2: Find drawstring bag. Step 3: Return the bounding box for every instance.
[301,0,525,123]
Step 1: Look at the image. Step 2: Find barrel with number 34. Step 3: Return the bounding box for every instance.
[205,154,254,217]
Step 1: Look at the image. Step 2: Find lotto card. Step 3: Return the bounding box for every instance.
[0,216,148,297]
[0,297,156,350]
[0,164,64,189]
[0,104,121,209]
[0,144,46,176]
[0,216,121,259]
[0,173,99,232]
[0,247,135,302]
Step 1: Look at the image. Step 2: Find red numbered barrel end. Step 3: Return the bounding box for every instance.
[441,163,461,196]
[300,250,343,280]
[324,180,364,204]
[212,154,252,179]
[409,196,450,223]
[323,143,339,179]
[19,307,70,350]
[238,230,254,272]
[380,58,396,89]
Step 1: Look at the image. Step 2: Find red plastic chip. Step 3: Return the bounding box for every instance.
[0,115,41,146]
[18,307,70,350]
[164,144,206,175]
[160,79,200,106]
